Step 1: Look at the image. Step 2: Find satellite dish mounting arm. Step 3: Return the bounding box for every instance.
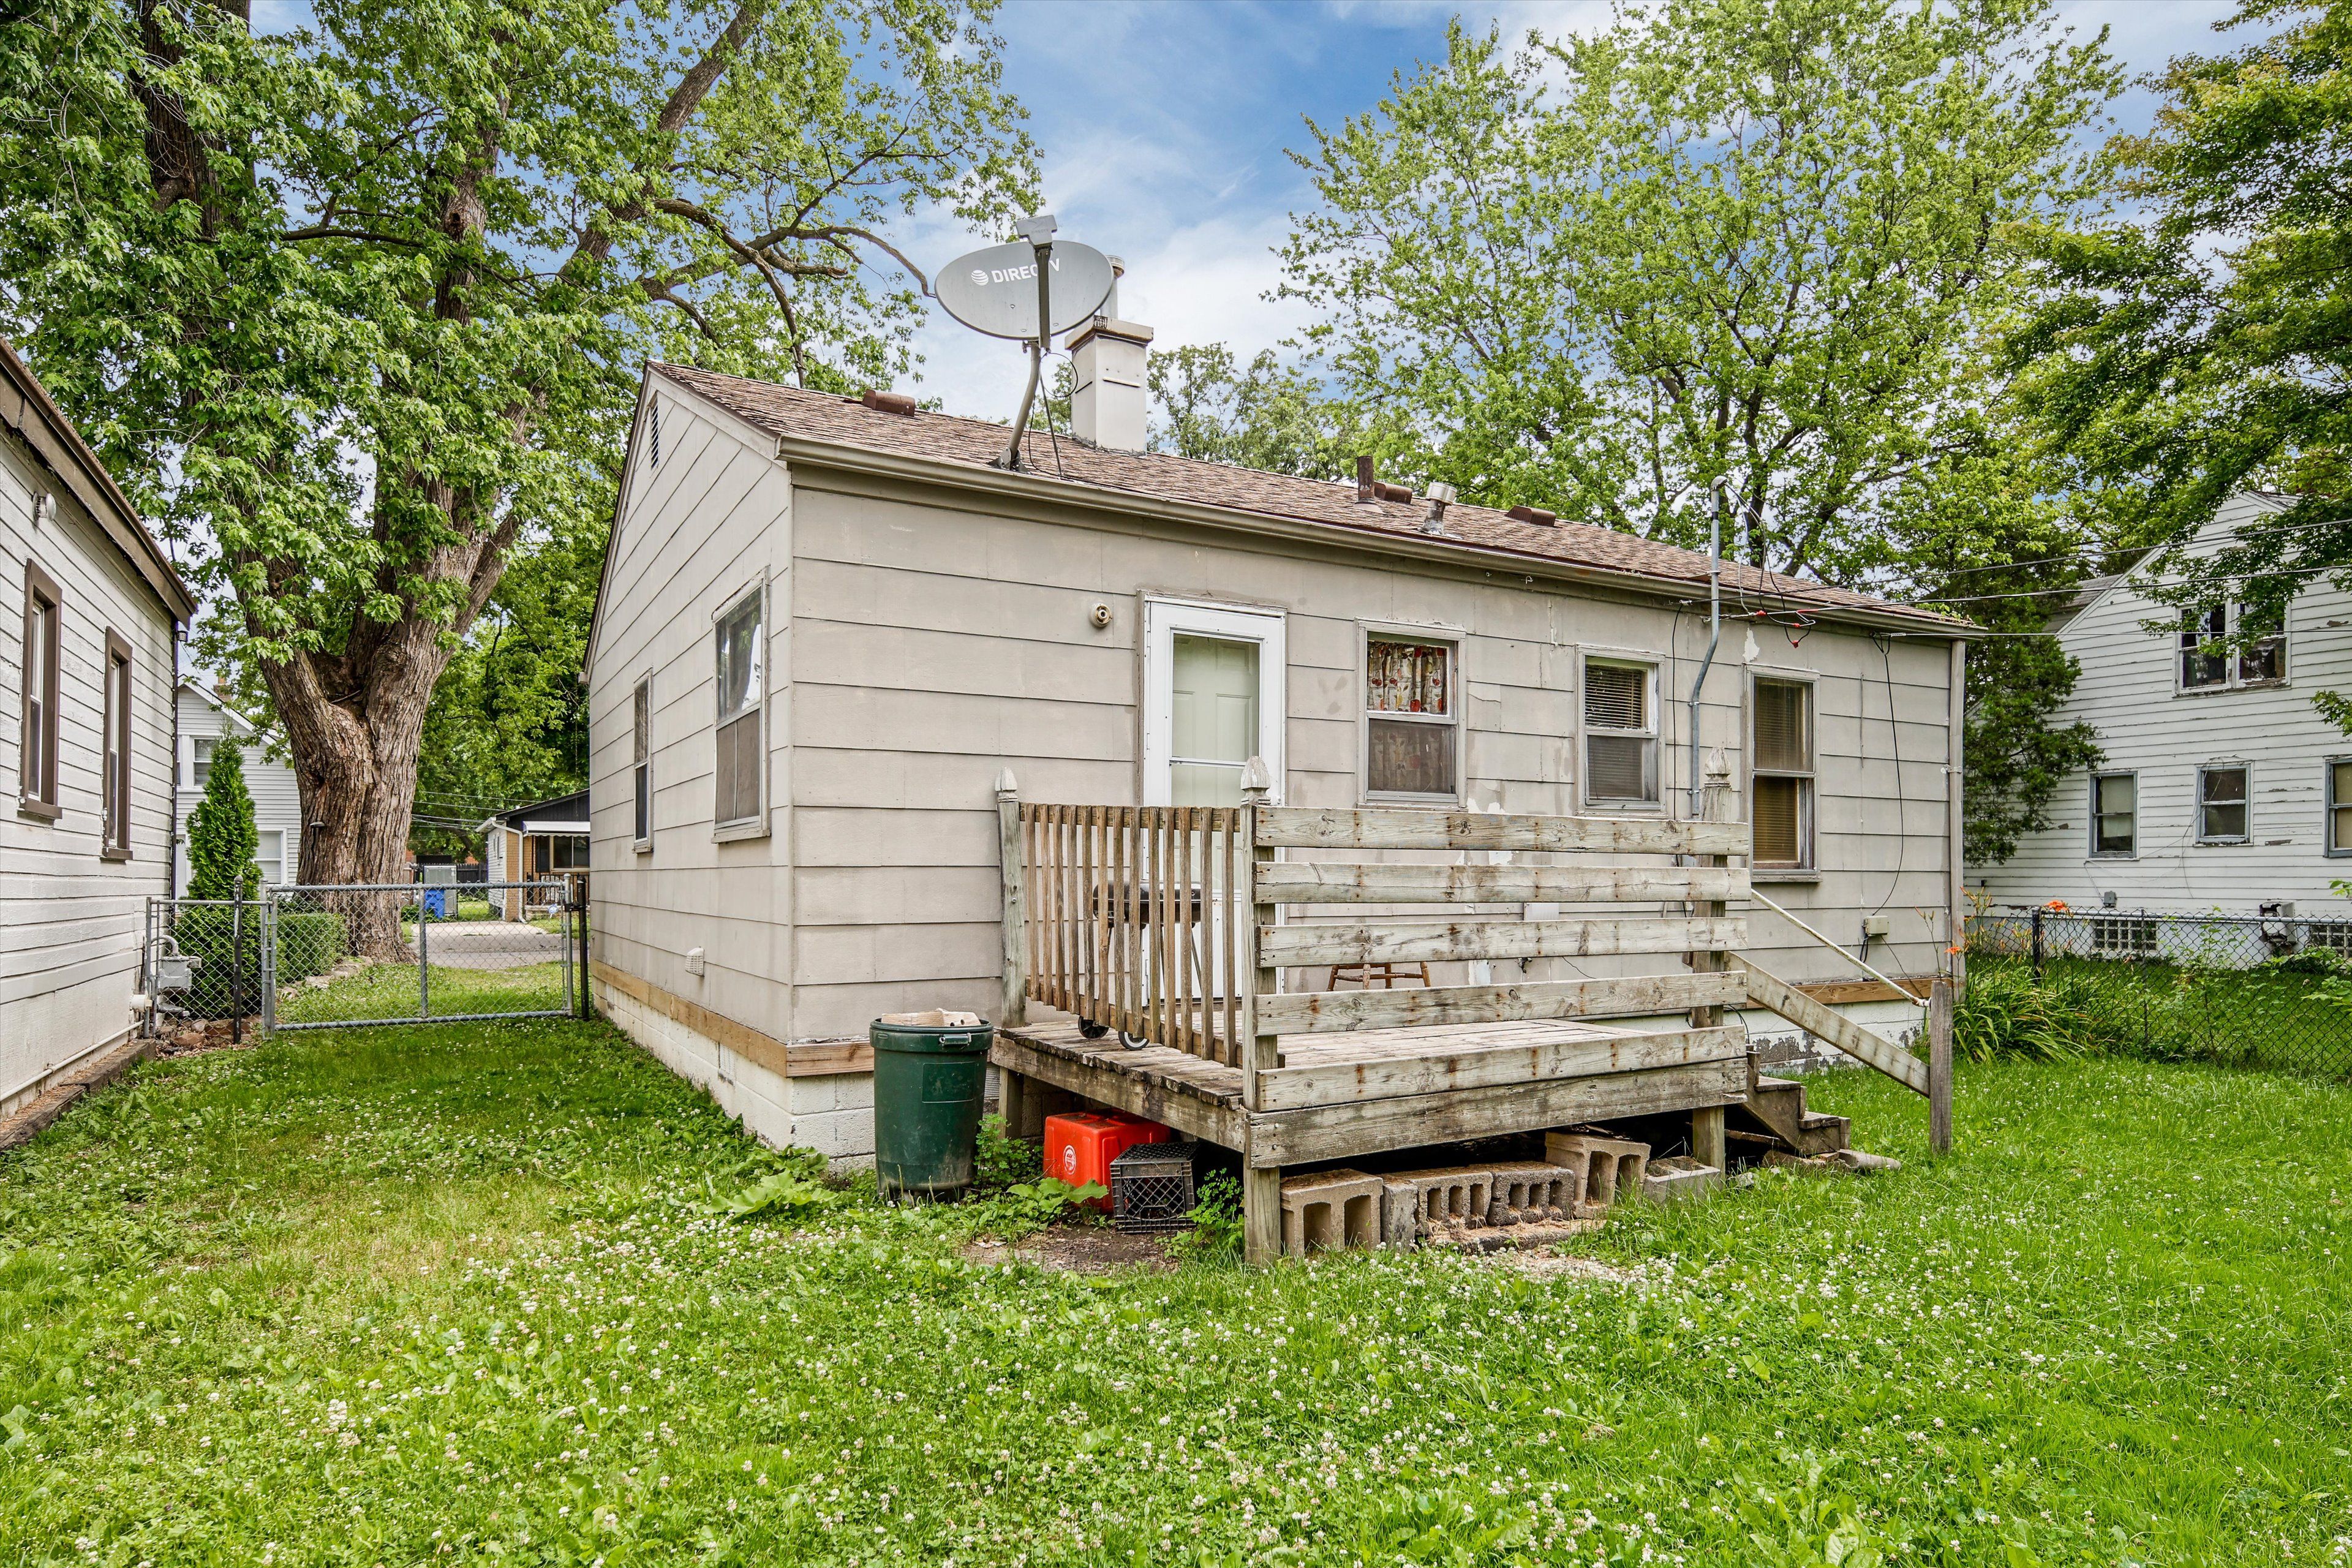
[998,213,1056,472]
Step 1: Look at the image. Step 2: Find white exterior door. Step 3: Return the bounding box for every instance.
[1142,598,1284,806]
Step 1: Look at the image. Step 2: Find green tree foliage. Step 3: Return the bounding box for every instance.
[0,0,1033,886]
[1281,0,2120,578]
[1144,342,1387,478]
[410,503,607,854]
[2008,1,2352,720]
[186,739,261,901]
[1280,0,2119,861]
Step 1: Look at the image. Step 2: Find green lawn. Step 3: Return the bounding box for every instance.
[2,1023,2348,1567]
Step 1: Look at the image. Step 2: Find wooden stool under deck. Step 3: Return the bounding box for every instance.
[1327,961,1430,990]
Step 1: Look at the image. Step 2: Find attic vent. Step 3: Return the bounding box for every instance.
[861,388,917,416]
[1505,505,1556,526]
[1373,480,1413,503]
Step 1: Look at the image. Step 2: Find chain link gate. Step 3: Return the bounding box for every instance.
[145,880,583,1036]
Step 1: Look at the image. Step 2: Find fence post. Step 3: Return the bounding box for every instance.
[417,884,431,1020]
[230,882,245,1046]
[2030,906,2044,979]
[576,881,592,1020]
[997,770,1025,1029]
[1928,974,1953,1154]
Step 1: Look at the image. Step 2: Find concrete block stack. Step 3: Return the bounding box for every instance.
[1278,1168,1385,1257]
[1544,1132,1650,1215]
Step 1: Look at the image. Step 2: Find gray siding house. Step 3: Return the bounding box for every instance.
[2,338,195,1117]
[1972,491,2352,919]
[584,346,1966,1166]
[173,678,306,892]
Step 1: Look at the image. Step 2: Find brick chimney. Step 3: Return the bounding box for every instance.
[1067,268,1153,452]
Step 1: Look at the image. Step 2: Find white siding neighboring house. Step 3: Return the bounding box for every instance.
[1,337,197,1117]
[172,677,306,892]
[1971,491,2352,916]
[584,337,1969,1169]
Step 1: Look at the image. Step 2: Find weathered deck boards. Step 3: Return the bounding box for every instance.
[992,1010,1750,1166]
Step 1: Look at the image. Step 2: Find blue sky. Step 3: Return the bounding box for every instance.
[910,0,2257,420]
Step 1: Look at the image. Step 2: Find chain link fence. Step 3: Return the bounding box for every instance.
[143,881,581,1036]
[1964,908,2352,1079]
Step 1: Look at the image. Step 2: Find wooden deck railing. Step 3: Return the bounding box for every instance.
[996,767,1764,1082]
[1001,797,1257,1064]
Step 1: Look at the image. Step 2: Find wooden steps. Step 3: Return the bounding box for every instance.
[1735,1075,1850,1157]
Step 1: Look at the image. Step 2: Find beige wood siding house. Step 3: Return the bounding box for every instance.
[1,339,196,1117]
[585,360,1965,1166]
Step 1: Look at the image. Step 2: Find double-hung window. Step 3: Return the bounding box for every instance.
[1750,678,1813,869]
[102,630,132,856]
[632,679,654,848]
[1583,660,1657,806]
[2090,772,2136,857]
[2197,763,2249,843]
[2329,759,2352,856]
[714,589,764,829]
[20,563,59,818]
[2181,601,2287,690]
[1363,635,1458,801]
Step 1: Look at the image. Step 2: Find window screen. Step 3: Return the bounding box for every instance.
[2198,764,2248,841]
[2093,772,2136,856]
[1584,662,1657,804]
[1365,637,1455,798]
[1750,679,1813,867]
[714,591,763,826]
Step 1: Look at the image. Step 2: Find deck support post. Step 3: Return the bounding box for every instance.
[1242,1160,1282,1265]
[997,769,1026,1030]
[1240,758,1284,1265]
[1691,1104,1725,1170]
[1928,974,1953,1153]
[1000,1067,1044,1141]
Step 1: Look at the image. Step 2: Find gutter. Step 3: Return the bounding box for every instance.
[769,436,1966,639]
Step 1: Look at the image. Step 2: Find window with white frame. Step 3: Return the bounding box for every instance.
[1583,660,1658,805]
[632,679,653,847]
[2091,772,2136,857]
[191,736,214,790]
[1750,677,1812,868]
[714,590,763,827]
[2197,763,2249,843]
[2239,599,2286,682]
[2179,605,2227,689]
[2180,601,2286,690]
[2329,758,2352,856]
[1364,635,1458,800]
[254,828,285,886]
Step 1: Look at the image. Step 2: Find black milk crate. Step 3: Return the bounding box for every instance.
[1110,1141,1197,1234]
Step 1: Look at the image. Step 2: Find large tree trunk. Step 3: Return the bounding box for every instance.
[264,615,455,956]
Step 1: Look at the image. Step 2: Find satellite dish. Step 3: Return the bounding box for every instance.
[935,239,1117,341]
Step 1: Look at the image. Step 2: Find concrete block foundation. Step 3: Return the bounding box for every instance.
[594,978,876,1169]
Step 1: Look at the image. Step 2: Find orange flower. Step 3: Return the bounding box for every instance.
[2043,899,2070,913]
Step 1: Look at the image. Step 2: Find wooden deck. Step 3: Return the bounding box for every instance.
[993,1011,1751,1168]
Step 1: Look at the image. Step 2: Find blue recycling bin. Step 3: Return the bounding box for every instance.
[421,888,454,919]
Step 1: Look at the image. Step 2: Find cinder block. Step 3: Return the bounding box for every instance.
[1279,1169,1385,1258]
[1543,1133,1651,1216]
[1483,1161,1582,1226]
[1382,1167,1496,1242]
[1640,1155,1724,1203]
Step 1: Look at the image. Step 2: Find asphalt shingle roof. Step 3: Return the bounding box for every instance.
[652,363,1960,632]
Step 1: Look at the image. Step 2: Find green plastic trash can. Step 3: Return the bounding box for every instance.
[871,1015,992,1198]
